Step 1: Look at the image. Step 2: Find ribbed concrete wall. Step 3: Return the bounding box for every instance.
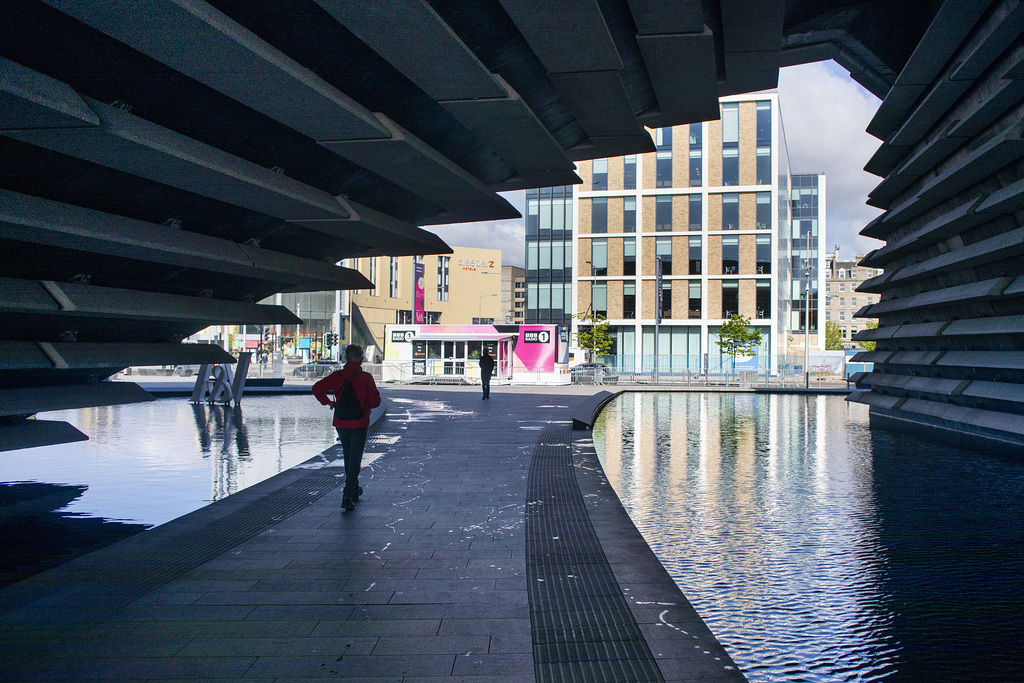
[850,2,1024,447]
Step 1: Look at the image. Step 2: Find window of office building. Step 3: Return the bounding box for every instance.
[389,257,399,297]
[624,237,636,276]
[593,158,607,190]
[594,282,607,317]
[552,194,566,236]
[689,150,702,187]
[722,193,739,230]
[552,237,564,273]
[656,196,672,231]
[722,103,739,186]
[368,258,377,296]
[656,128,672,187]
[689,124,702,187]
[551,280,563,313]
[722,281,739,318]
[688,236,701,275]
[723,148,739,186]
[756,101,771,142]
[756,192,771,229]
[722,236,739,274]
[592,197,608,233]
[526,241,538,275]
[623,155,636,190]
[689,281,701,318]
[623,282,636,319]
[756,280,771,319]
[591,238,607,276]
[689,194,702,230]
[723,103,739,143]
[623,196,636,233]
[437,255,449,301]
[756,235,771,274]
[756,147,771,185]
[661,282,672,320]
[526,198,539,236]
[656,236,672,275]
[538,240,551,276]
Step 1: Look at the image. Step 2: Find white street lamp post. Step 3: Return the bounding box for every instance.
[478,293,497,321]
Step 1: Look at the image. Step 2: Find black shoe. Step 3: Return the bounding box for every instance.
[354,486,363,501]
[341,498,355,511]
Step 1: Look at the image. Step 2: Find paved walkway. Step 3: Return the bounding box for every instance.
[0,385,744,682]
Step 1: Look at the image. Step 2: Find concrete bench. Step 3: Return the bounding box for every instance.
[572,390,618,430]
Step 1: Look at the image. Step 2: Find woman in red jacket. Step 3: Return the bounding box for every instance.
[312,344,381,511]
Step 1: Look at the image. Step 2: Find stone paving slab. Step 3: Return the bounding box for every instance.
[0,385,745,681]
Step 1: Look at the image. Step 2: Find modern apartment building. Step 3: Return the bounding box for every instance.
[560,92,824,372]
[232,247,502,361]
[502,266,526,325]
[825,253,881,344]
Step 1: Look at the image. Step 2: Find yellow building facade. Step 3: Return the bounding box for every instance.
[346,246,503,352]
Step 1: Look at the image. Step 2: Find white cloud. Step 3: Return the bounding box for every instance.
[427,61,886,265]
[778,61,885,259]
[426,190,527,268]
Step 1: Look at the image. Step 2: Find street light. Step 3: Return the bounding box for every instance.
[478,293,498,323]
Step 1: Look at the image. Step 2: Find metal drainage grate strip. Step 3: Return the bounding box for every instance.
[526,423,663,683]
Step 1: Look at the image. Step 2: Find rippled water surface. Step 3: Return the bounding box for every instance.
[592,393,1024,682]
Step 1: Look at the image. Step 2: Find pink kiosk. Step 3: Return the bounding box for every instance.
[382,324,569,384]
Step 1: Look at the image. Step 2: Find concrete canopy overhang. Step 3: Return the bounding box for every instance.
[4,0,1007,449]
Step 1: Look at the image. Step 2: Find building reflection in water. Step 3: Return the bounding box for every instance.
[191,403,252,503]
[1,396,337,529]
[591,393,1024,681]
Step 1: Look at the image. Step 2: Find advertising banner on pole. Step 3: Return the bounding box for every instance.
[413,262,425,324]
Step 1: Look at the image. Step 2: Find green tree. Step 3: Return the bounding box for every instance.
[858,320,878,352]
[574,312,614,362]
[825,320,845,350]
[715,314,763,375]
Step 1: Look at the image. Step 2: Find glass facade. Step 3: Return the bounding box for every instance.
[525,186,573,325]
[790,174,820,332]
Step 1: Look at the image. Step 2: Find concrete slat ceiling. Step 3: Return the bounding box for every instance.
[0,0,940,448]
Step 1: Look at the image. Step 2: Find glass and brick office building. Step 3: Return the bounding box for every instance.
[527,92,826,372]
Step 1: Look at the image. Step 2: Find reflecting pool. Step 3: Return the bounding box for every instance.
[1,396,336,586]
[592,393,1024,682]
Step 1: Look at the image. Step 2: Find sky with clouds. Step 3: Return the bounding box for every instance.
[427,59,885,268]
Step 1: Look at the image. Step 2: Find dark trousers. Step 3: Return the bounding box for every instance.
[481,373,491,397]
[335,426,367,500]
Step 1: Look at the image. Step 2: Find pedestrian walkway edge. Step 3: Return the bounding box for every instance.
[570,400,747,681]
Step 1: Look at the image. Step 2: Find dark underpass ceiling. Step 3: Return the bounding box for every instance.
[1,0,939,449]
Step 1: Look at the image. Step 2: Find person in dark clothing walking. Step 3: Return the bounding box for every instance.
[479,350,495,400]
[312,345,381,511]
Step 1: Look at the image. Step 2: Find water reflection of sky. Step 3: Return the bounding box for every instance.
[2,395,336,527]
[593,393,1024,682]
